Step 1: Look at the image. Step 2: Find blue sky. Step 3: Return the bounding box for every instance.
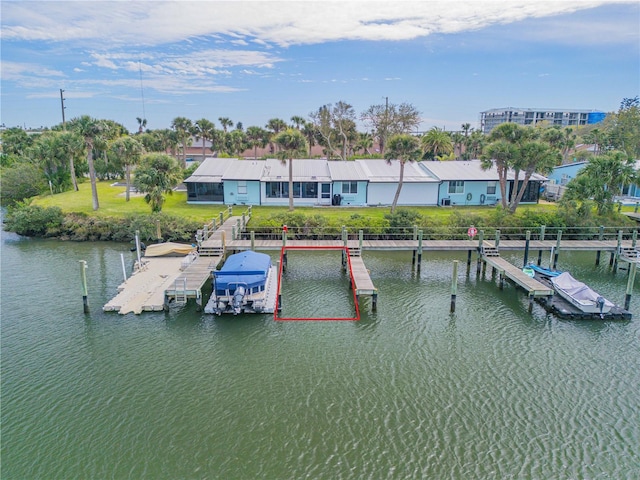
[1,1,638,133]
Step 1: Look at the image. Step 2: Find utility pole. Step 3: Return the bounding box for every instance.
[60,89,66,129]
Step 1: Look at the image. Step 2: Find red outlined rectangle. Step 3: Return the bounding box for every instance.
[274,246,360,321]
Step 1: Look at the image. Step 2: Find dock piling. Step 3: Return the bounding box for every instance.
[450,260,458,312]
[120,253,127,282]
[538,225,546,265]
[523,230,531,267]
[553,230,562,269]
[625,261,636,310]
[79,260,89,313]
[417,230,423,273]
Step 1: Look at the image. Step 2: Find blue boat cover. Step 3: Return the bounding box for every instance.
[214,251,271,294]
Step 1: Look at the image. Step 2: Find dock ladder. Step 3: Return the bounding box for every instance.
[481,245,500,257]
[173,278,188,306]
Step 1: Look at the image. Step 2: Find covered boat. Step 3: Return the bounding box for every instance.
[208,251,276,315]
[550,272,614,316]
[144,242,197,257]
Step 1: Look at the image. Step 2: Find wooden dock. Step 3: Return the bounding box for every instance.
[348,254,378,309]
[481,255,554,297]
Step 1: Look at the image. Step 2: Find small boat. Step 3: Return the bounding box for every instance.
[550,272,614,316]
[207,251,277,315]
[526,263,562,278]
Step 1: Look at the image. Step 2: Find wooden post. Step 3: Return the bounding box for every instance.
[495,229,500,249]
[538,225,546,265]
[212,218,217,232]
[413,225,418,241]
[135,230,142,270]
[523,230,530,267]
[450,260,458,313]
[220,230,226,253]
[596,225,604,265]
[553,230,562,269]
[498,268,504,289]
[203,224,209,240]
[613,230,622,272]
[633,230,637,249]
[242,213,246,229]
[228,205,232,217]
[219,212,224,226]
[250,231,255,251]
[156,219,162,243]
[371,291,378,312]
[282,228,287,247]
[417,230,423,273]
[232,225,236,241]
[625,261,636,311]
[467,249,472,274]
[528,293,534,313]
[476,230,484,275]
[635,202,639,214]
[342,226,347,269]
[236,218,241,235]
[79,260,89,313]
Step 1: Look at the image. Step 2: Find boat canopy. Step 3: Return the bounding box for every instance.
[551,272,614,307]
[144,242,197,257]
[214,251,271,293]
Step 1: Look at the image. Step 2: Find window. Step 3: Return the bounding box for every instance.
[266,182,288,198]
[486,181,497,195]
[448,181,464,194]
[266,182,318,198]
[321,183,331,199]
[237,181,247,195]
[342,181,358,194]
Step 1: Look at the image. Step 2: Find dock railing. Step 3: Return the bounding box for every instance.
[238,224,637,242]
[197,205,252,242]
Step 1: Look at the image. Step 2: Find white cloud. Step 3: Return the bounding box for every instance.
[2,1,632,47]
[1,61,65,81]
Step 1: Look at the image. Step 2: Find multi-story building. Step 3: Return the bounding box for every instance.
[480,108,606,134]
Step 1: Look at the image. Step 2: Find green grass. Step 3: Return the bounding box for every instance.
[32,180,637,227]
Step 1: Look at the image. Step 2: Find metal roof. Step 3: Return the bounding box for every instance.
[222,159,266,180]
[261,158,331,182]
[357,159,439,183]
[419,160,547,181]
[326,161,368,181]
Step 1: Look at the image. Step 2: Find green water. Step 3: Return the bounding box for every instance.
[2,230,639,479]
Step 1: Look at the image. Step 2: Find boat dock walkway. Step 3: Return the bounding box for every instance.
[348,254,378,308]
[481,254,554,297]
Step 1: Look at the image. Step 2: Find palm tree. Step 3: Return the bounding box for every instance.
[246,126,269,159]
[171,117,193,167]
[69,115,104,210]
[301,122,318,157]
[385,134,422,214]
[265,118,288,153]
[218,117,233,133]
[193,118,216,161]
[110,136,144,201]
[421,127,454,160]
[136,117,147,134]
[274,128,308,211]
[509,140,560,212]
[290,115,306,129]
[356,132,374,156]
[480,140,517,210]
[57,130,84,191]
[133,153,183,212]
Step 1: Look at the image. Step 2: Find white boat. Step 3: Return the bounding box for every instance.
[550,272,614,315]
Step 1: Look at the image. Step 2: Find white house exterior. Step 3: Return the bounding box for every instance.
[358,159,440,206]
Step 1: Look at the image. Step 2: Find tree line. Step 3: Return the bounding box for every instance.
[1,97,638,216]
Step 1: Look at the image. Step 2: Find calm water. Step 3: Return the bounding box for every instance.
[2,229,640,479]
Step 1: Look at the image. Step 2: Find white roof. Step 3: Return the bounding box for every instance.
[261,158,331,182]
[222,159,265,180]
[420,160,547,181]
[357,159,438,183]
[327,161,368,181]
[183,157,235,183]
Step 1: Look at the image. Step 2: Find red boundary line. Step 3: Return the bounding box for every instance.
[274,246,361,321]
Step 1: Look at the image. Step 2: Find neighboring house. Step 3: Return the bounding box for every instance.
[420,160,546,206]
[546,161,587,186]
[358,159,439,206]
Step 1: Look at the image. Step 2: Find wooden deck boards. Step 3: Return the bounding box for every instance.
[483,256,554,296]
[349,256,376,295]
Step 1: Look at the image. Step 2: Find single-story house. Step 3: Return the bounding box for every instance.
[184,158,546,207]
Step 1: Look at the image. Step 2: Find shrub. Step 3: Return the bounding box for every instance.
[4,203,64,237]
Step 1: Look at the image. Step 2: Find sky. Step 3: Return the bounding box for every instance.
[1,1,638,134]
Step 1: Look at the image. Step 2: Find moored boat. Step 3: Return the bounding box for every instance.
[550,272,614,316]
[526,263,562,278]
[205,251,277,315]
